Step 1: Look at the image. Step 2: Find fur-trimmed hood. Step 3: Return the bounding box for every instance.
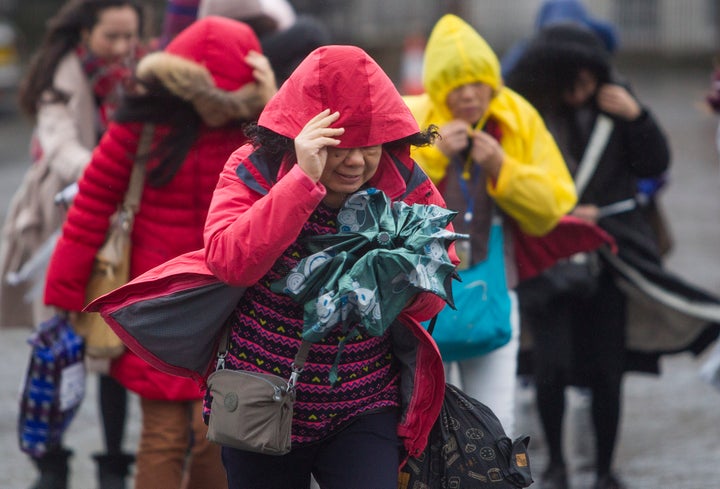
[136,16,270,127]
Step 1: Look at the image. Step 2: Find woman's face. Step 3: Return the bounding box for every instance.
[320,145,383,208]
[564,69,599,107]
[82,5,140,61]
[446,82,494,125]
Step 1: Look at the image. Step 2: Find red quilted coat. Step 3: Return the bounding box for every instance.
[44,17,263,401]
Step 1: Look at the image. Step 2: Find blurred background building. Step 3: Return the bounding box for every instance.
[1,0,718,95]
[291,0,719,56]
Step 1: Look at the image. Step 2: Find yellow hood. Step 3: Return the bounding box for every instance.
[422,14,502,120]
[407,16,577,236]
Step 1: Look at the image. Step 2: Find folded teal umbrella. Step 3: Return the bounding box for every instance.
[272,188,465,348]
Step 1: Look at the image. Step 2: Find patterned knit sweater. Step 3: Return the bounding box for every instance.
[205,202,400,444]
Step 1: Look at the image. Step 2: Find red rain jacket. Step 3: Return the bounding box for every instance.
[91,45,455,460]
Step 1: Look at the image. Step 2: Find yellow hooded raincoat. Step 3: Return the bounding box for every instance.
[405,14,576,236]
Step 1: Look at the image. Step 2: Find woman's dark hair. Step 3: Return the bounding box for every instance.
[18,0,143,117]
[243,122,437,175]
[113,79,249,187]
[243,123,295,167]
[505,23,611,114]
[387,125,438,151]
[239,15,279,38]
[113,82,196,187]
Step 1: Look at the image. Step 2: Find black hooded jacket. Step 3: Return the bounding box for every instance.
[505,23,670,256]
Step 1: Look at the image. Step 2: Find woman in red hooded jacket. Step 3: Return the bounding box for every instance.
[44,16,276,489]
[200,45,454,489]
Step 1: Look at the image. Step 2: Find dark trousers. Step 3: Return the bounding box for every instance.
[521,270,626,475]
[221,410,400,489]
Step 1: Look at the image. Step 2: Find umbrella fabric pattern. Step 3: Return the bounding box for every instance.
[272,188,466,346]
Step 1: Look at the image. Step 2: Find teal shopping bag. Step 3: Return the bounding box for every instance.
[427,222,512,361]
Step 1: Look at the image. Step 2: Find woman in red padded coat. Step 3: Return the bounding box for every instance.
[44,16,276,489]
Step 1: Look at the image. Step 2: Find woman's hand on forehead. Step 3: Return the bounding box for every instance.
[295,109,345,182]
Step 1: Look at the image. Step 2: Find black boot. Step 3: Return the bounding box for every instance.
[93,452,135,489]
[29,448,72,489]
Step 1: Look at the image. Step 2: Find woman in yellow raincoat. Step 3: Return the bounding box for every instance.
[404,14,577,436]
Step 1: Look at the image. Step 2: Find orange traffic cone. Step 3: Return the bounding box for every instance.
[400,34,426,95]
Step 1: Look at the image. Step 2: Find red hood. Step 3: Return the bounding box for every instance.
[165,16,261,90]
[258,45,419,148]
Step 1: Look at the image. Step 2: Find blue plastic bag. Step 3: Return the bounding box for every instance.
[428,223,512,361]
[18,314,86,457]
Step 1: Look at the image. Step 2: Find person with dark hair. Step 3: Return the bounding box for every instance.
[160,0,331,86]
[197,44,454,489]
[505,23,672,489]
[502,1,673,256]
[0,2,144,488]
[3,0,143,330]
[43,16,277,489]
[197,0,331,85]
[500,0,618,78]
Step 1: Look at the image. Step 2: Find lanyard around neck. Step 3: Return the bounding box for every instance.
[457,159,481,226]
[457,117,488,226]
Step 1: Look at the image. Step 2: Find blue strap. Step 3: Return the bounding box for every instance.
[457,161,481,225]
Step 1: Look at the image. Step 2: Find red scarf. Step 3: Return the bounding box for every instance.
[76,43,145,132]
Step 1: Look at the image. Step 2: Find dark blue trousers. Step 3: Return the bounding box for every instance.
[222,410,400,489]
[221,410,400,489]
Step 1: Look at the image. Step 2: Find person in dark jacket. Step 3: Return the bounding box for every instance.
[505,23,671,489]
[198,0,331,85]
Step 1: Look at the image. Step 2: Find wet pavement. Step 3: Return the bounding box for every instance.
[1,59,719,488]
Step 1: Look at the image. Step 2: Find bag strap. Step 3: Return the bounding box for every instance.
[426,314,438,336]
[573,114,614,198]
[216,324,311,390]
[123,124,155,214]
